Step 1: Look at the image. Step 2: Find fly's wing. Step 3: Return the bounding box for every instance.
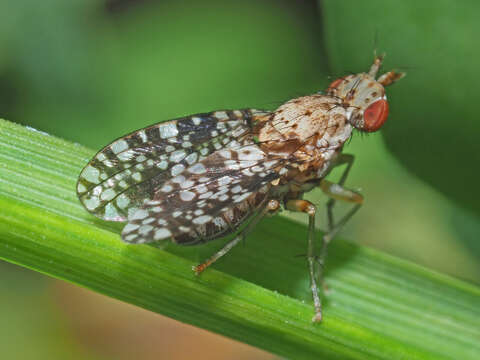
[121,145,281,245]
[77,109,268,221]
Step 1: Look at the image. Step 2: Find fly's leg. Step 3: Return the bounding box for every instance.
[318,179,362,282]
[193,199,280,274]
[317,154,363,289]
[285,199,322,323]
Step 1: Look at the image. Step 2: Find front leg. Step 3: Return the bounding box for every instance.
[317,154,363,292]
[318,178,363,277]
[325,153,357,230]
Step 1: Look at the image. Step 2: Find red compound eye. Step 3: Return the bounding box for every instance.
[327,78,344,91]
[363,99,389,132]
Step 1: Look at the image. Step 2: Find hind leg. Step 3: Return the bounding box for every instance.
[193,199,280,274]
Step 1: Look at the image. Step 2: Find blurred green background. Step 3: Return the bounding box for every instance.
[0,0,479,359]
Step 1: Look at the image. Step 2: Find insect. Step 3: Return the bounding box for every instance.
[77,54,403,322]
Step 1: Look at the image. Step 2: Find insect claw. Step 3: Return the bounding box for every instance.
[312,312,323,323]
[192,264,205,275]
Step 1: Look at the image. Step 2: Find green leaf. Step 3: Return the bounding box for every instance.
[0,118,479,359]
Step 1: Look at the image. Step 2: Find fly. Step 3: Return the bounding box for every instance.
[77,54,404,322]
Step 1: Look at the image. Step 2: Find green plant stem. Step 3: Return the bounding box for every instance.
[0,119,479,359]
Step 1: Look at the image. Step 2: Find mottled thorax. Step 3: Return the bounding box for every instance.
[254,95,352,183]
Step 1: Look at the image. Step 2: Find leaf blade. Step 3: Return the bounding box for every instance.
[0,118,479,359]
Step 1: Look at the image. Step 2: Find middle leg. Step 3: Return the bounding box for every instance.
[193,199,280,274]
[285,199,323,323]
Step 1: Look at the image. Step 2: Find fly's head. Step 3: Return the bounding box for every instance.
[327,55,404,132]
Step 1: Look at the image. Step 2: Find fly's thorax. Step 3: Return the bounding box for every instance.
[252,95,352,189]
[256,95,352,158]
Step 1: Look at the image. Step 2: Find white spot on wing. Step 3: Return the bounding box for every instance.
[237,146,264,161]
[172,175,185,184]
[100,188,116,201]
[84,196,100,210]
[123,223,140,234]
[161,184,173,193]
[130,209,149,220]
[185,152,198,165]
[193,215,213,225]
[263,160,278,169]
[138,130,147,142]
[159,123,179,139]
[213,217,227,228]
[231,185,242,193]
[171,164,185,176]
[188,163,207,174]
[181,180,195,189]
[103,160,114,168]
[132,172,142,181]
[218,150,232,159]
[111,140,129,154]
[157,160,168,170]
[118,149,135,162]
[234,192,251,203]
[199,191,213,199]
[196,184,208,193]
[170,150,186,163]
[242,169,254,176]
[279,167,288,175]
[105,203,121,220]
[124,234,138,242]
[180,191,195,201]
[218,176,232,186]
[154,228,172,240]
[139,225,153,235]
[77,183,86,194]
[82,165,100,183]
[214,111,228,120]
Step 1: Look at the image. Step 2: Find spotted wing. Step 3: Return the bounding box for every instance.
[77,109,268,221]
[121,145,281,245]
